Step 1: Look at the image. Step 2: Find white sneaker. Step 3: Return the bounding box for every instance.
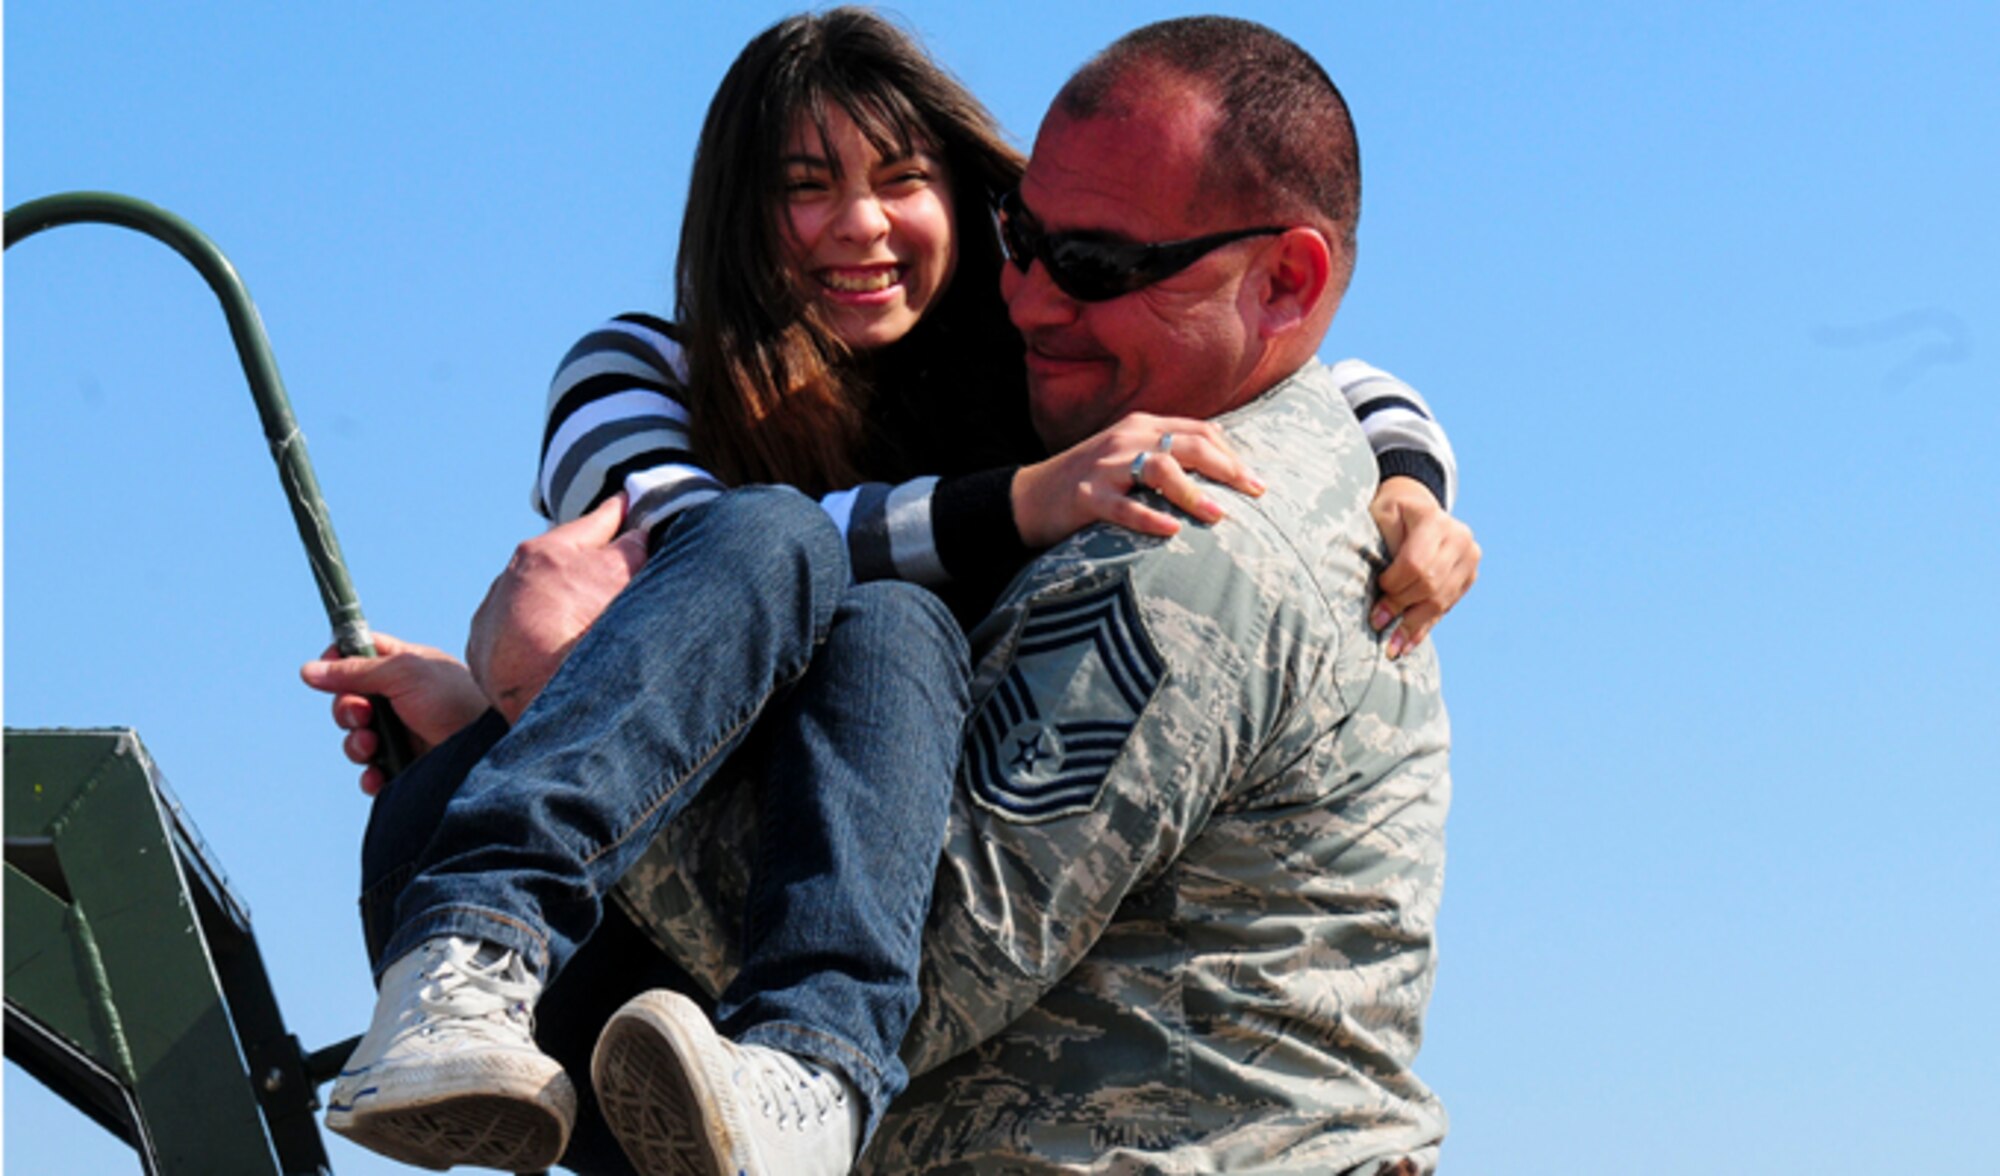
[326,936,576,1172]
[592,988,862,1176]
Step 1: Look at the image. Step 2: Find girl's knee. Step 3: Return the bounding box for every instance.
[837,582,968,671]
[660,486,851,598]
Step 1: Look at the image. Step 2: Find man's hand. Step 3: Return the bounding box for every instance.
[1369,476,1481,658]
[467,494,649,723]
[300,632,490,796]
[1012,413,1265,548]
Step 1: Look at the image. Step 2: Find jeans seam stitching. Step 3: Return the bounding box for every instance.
[574,652,818,871]
[393,905,554,972]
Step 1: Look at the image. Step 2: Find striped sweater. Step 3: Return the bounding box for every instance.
[534,313,1459,587]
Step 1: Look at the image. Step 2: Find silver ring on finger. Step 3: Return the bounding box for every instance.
[1156,431,1176,454]
[1129,450,1151,490]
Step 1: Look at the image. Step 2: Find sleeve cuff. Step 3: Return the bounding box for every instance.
[1375,449,1450,510]
[932,467,1033,587]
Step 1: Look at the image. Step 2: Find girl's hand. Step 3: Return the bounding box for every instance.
[300,631,490,795]
[1368,477,1481,658]
[1011,413,1265,548]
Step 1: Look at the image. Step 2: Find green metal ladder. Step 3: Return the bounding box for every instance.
[4,192,407,1175]
[7,729,350,1174]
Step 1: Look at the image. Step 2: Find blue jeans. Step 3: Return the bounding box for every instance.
[362,710,693,1174]
[361,486,970,1150]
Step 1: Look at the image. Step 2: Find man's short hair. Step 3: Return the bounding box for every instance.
[1055,17,1360,259]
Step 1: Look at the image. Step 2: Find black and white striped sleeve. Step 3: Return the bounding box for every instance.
[1329,358,1460,510]
[535,314,724,538]
[535,315,1026,586]
[813,465,1024,588]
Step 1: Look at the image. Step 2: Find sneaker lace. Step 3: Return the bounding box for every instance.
[741,1048,847,1133]
[415,937,539,1025]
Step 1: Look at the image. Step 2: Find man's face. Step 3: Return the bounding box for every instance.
[1003,98,1269,450]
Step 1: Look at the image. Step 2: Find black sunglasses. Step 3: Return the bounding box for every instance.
[996,188,1287,303]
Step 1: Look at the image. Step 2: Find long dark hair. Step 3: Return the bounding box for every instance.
[677,7,1030,494]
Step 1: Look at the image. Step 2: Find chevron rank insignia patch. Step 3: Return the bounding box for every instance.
[965,579,1166,822]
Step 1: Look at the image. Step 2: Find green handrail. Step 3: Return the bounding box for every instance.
[6,190,412,779]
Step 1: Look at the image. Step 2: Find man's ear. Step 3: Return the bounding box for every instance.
[1255,227,1334,340]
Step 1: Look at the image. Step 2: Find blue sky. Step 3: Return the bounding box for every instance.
[6,3,1996,1172]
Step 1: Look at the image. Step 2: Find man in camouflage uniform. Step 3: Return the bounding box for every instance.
[613,16,1451,1173]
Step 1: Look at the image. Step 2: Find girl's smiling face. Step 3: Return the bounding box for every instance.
[780,105,958,352]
